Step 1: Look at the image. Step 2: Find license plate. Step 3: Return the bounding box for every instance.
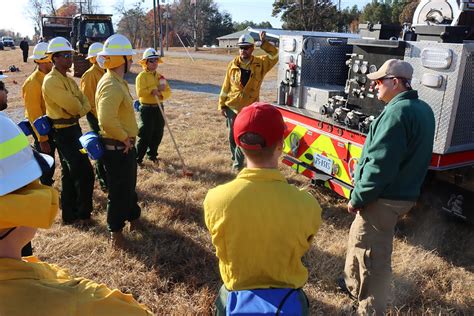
[313,153,333,174]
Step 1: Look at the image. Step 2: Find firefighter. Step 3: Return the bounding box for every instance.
[204,102,322,315]
[339,59,435,314]
[135,47,171,166]
[95,34,141,249]
[80,42,108,191]
[218,31,278,171]
[22,42,55,187]
[0,114,153,315]
[42,36,94,226]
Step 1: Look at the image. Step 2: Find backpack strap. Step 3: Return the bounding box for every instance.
[276,288,297,316]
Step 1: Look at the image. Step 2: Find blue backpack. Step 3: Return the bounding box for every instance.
[226,288,304,315]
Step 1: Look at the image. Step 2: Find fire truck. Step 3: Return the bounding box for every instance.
[270,0,474,222]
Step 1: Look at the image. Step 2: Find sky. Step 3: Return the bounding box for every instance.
[1,0,367,38]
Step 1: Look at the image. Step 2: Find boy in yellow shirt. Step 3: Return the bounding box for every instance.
[135,48,171,165]
[204,102,322,315]
[0,113,152,315]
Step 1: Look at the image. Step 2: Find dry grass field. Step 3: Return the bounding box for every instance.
[2,47,473,315]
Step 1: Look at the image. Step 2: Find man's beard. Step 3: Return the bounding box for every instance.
[0,102,7,111]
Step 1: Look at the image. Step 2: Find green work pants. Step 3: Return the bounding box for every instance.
[224,107,244,170]
[52,124,94,223]
[215,284,310,315]
[102,147,141,232]
[86,112,108,191]
[343,198,415,315]
[136,104,165,163]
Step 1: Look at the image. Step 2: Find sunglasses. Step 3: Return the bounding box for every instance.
[58,53,73,59]
[374,76,396,86]
[239,46,253,51]
[147,59,159,63]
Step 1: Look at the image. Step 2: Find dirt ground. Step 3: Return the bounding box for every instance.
[1,47,473,314]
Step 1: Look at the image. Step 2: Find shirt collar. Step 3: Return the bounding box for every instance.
[236,168,288,183]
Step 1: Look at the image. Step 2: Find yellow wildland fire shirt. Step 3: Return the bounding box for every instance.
[80,63,105,118]
[135,70,171,105]
[96,70,138,142]
[0,257,152,315]
[42,67,91,128]
[22,69,48,142]
[203,168,322,291]
[218,41,278,113]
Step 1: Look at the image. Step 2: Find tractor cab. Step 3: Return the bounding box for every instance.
[70,14,113,55]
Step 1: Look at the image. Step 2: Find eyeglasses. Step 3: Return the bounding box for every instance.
[239,46,253,51]
[147,59,158,63]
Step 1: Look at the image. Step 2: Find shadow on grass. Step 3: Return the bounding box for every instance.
[126,220,221,290]
[396,200,474,273]
[144,159,236,187]
[138,189,206,228]
[391,273,471,314]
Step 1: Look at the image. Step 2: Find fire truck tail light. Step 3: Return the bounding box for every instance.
[421,48,453,69]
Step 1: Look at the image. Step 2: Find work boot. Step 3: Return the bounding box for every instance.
[129,218,144,232]
[110,231,127,250]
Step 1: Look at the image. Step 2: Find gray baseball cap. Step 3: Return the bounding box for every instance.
[367,59,413,80]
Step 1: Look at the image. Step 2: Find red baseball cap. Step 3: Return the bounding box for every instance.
[234,102,285,150]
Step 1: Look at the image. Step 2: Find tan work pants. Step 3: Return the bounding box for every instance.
[343,198,415,315]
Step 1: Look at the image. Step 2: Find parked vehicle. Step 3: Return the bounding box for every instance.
[2,36,15,48]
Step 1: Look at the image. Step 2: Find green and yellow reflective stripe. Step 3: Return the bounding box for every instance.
[0,133,29,159]
[50,43,66,47]
[106,44,132,50]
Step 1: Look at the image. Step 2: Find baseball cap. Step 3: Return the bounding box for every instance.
[367,59,413,80]
[234,102,285,150]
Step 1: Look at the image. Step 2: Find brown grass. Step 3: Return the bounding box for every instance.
[2,48,473,315]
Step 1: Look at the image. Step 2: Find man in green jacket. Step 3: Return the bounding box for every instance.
[340,59,435,314]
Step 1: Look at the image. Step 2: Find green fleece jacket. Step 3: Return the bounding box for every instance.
[350,90,435,208]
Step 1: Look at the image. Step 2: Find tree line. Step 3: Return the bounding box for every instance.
[27,0,420,47]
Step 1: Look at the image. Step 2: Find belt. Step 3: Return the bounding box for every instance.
[104,144,125,151]
[50,117,79,125]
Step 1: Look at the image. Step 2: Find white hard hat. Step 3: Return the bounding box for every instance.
[141,47,160,60]
[29,42,49,60]
[0,113,54,196]
[237,34,255,46]
[98,34,135,56]
[46,36,74,54]
[86,42,104,59]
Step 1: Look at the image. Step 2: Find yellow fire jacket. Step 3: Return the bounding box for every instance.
[80,63,105,118]
[96,70,138,142]
[218,41,278,112]
[135,70,171,105]
[0,257,152,315]
[22,69,48,142]
[203,168,322,291]
[42,67,91,128]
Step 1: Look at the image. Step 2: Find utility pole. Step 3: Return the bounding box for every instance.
[153,0,157,50]
[157,0,164,56]
[163,9,170,51]
[191,0,197,51]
